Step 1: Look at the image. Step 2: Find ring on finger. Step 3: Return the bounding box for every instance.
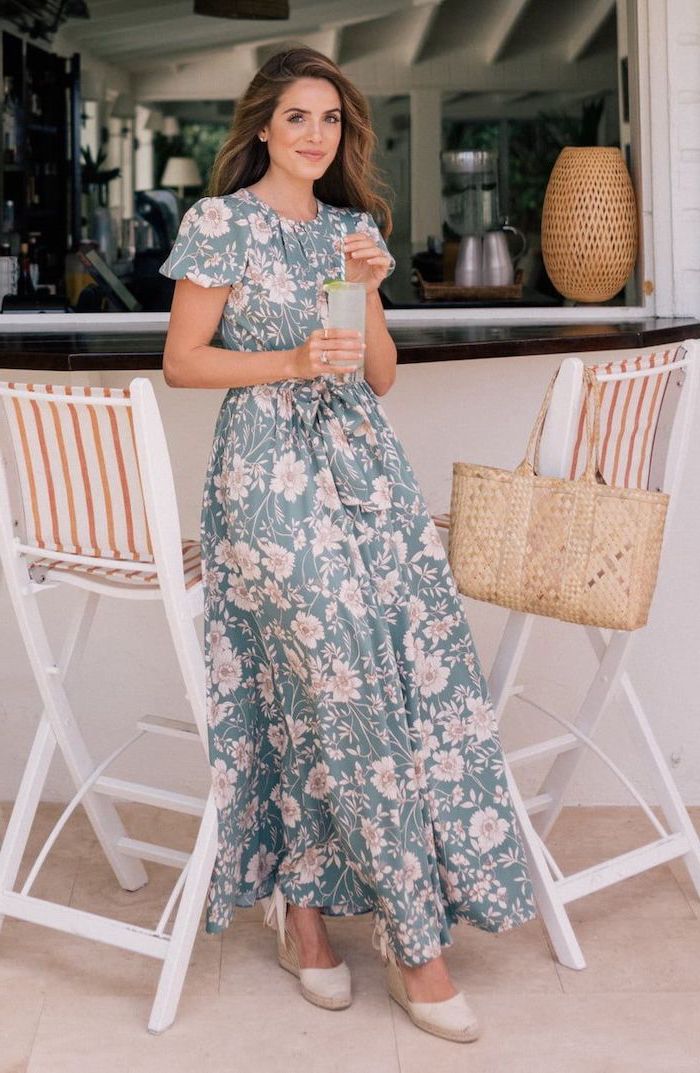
[320,350,329,364]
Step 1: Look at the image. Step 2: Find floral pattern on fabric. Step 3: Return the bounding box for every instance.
[160,188,395,352]
[160,189,537,965]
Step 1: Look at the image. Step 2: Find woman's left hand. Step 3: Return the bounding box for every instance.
[343,231,393,293]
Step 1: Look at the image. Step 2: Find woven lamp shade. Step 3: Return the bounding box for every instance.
[541,147,638,303]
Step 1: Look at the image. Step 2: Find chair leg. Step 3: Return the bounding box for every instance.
[0,716,56,930]
[573,625,700,892]
[488,611,535,722]
[485,601,700,970]
[486,610,586,966]
[0,568,94,900]
[617,670,700,893]
[148,792,218,1034]
[140,561,215,1032]
[532,630,633,841]
[3,569,148,891]
[503,761,586,970]
[157,583,207,750]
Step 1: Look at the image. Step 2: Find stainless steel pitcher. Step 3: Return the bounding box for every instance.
[482,223,527,286]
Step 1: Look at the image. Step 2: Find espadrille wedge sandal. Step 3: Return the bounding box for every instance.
[372,921,480,1043]
[263,885,352,1011]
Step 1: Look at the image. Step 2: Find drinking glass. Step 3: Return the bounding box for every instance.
[322,280,366,383]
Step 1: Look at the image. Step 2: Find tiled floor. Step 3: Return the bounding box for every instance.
[1,803,699,1073]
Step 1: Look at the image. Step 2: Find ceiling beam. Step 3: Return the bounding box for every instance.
[324,26,341,63]
[337,9,415,66]
[134,44,617,100]
[482,0,534,65]
[403,0,442,66]
[261,0,419,38]
[64,0,416,59]
[255,27,340,67]
[565,0,615,63]
[322,11,401,31]
[66,0,191,37]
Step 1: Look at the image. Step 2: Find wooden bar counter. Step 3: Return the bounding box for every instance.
[0,318,698,372]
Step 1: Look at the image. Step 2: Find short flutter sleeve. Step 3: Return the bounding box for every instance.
[159,196,248,288]
[354,210,396,278]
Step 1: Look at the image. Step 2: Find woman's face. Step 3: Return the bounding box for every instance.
[260,77,343,182]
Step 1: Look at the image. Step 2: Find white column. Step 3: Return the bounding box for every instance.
[121,125,134,220]
[666,0,700,316]
[409,88,442,251]
[106,115,122,214]
[105,115,134,221]
[134,105,155,192]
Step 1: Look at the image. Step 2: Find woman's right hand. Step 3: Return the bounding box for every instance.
[292,327,365,380]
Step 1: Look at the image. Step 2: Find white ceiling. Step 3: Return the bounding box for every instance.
[54,0,617,74]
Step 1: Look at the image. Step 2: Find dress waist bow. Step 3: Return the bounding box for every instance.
[289,377,382,512]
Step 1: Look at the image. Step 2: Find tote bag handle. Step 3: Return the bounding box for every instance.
[515,365,604,483]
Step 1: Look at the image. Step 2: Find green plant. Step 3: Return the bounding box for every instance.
[541,97,606,149]
[80,145,121,206]
[442,95,612,236]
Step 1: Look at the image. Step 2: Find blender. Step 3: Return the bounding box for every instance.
[441,150,526,287]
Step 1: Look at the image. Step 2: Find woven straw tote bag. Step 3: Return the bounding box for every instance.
[448,367,669,630]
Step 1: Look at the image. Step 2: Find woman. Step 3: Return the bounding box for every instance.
[160,46,537,1044]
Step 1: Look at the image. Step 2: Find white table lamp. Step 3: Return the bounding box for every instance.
[161,156,202,197]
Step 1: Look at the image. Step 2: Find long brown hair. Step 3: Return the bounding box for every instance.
[207,46,392,238]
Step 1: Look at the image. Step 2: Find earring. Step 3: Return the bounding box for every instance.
[259,135,266,142]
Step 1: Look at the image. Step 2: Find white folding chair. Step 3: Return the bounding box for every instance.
[0,377,217,1032]
[435,340,700,970]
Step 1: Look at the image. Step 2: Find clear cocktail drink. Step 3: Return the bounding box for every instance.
[322,280,366,383]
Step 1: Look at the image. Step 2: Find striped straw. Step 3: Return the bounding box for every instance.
[339,219,345,280]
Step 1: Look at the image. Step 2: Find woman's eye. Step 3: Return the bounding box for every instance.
[287,113,340,123]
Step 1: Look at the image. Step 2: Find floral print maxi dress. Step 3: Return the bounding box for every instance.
[160,188,537,965]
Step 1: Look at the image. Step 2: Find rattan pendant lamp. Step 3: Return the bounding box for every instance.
[541,147,638,303]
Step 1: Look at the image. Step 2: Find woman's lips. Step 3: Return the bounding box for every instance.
[297,151,325,159]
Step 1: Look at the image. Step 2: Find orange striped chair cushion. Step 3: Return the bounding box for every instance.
[27,539,203,591]
[569,348,681,490]
[0,382,153,562]
[430,347,683,534]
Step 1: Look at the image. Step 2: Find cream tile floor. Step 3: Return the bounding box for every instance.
[1,804,699,1073]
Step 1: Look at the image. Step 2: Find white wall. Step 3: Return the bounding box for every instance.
[2,348,699,808]
[666,0,700,316]
[646,0,700,317]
